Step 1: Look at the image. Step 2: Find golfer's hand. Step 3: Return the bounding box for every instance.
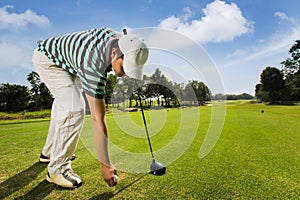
[101,164,118,187]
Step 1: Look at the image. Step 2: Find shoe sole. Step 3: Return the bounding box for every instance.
[39,158,50,163]
[46,174,53,183]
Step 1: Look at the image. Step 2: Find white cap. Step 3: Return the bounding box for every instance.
[118,34,149,80]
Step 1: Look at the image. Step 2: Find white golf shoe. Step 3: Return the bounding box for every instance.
[46,169,82,188]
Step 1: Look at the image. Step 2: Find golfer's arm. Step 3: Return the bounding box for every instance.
[86,94,112,166]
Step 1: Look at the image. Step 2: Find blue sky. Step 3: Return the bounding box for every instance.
[1,0,300,95]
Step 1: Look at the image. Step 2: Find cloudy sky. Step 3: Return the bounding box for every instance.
[1,0,300,95]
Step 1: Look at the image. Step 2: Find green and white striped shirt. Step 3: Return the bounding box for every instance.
[38,27,119,98]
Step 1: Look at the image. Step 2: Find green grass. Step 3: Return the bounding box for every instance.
[1,102,300,199]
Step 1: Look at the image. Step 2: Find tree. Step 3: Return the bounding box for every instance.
[225,93,254,100]
[212,93,226,101]
[39,82,53,109]
[238,93,254,99]
[0,83,31,112]
[163,81,180,107]
[105,74,118,107]
[285,71,300,100]
[145,68,184,108]
[112,76,138,108]
[281,40,300,76]
[171,82,184,107]
[105,68,211,109]
[255,67,285,103]
[148,68,168,106]
[281,40,300,100]
[123,77,138,108]
[27,71,53,110]
[183,80,211,106]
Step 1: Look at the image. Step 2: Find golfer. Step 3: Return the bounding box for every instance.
[32,28,149,188]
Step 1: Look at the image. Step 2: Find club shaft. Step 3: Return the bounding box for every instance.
[138,92,155,160]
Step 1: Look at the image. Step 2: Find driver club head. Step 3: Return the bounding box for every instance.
[150,160,166,175]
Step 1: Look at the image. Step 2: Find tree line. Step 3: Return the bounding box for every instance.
[255,40,300,103]
[106,68,212,109]
[0,68,212,113]
[0,72,53,113]
[212,93,254,101]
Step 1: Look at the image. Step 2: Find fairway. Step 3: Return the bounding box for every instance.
[0,102,300,199]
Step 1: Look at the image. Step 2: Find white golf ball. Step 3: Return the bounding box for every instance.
[113,175,118,182]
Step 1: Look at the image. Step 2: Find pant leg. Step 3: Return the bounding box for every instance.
[32,49,85,175]
[41,98,58,157]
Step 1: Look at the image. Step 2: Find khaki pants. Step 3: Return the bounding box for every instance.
[32,49,85,175]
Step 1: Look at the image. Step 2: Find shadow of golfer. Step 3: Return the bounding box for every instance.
[89,174,148,200]
[89,192,114,200]
[14,180,56,200]
[0,162,47,199]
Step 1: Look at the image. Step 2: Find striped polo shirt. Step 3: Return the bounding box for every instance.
[37,27,120,98]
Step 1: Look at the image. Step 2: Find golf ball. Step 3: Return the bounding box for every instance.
[113,175,118,182]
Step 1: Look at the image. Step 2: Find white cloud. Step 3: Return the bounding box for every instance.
[223,24,300,70]
[182,6,193,21]
[235,11,300,60]
[158,0,253,44]
[227,49,248,57]
[274,11,296,24]
[0,5,50,30]
[214,12,300,94]
[0,41,32,69]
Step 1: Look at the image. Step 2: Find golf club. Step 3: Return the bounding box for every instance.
[122,29,165,175]
[137,89,166,175]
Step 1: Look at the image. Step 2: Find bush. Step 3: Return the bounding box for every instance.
[0,110,51,120]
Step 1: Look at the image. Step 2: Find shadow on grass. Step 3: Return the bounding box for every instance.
[0,162,48,199]
[14,180,57,200]
[89,174,148,200]
[89,192,114,200]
